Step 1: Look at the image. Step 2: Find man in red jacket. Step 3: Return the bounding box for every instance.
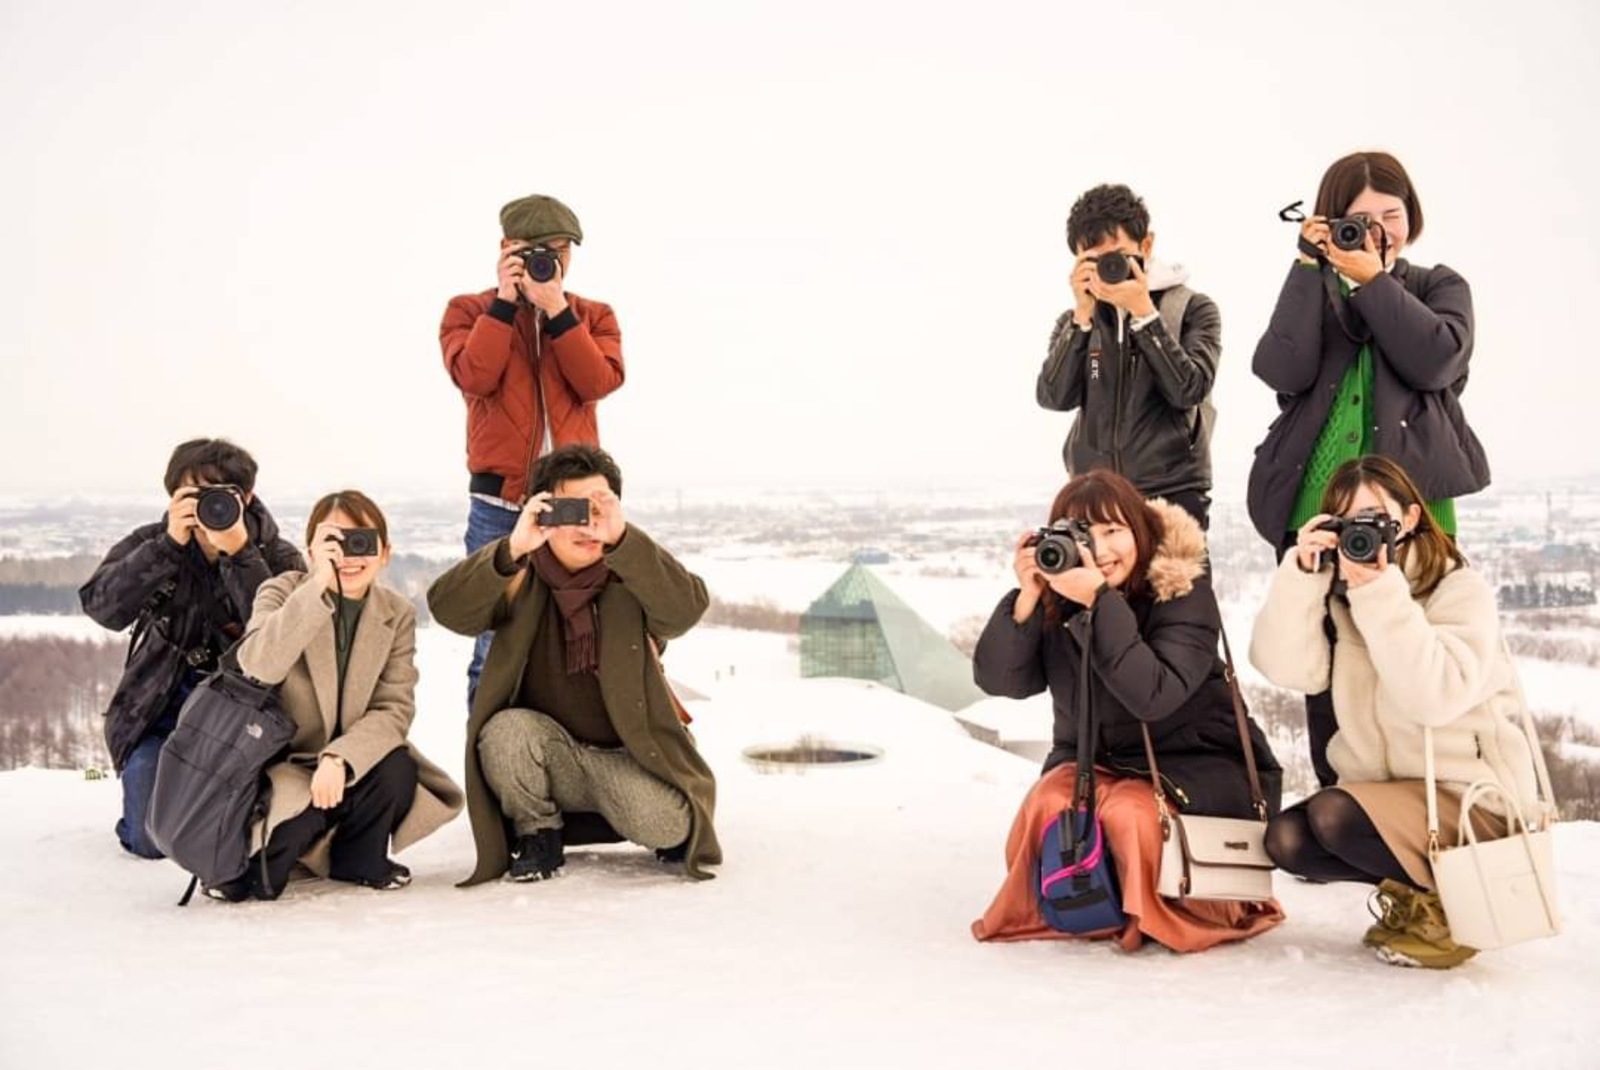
[440,194,625,707]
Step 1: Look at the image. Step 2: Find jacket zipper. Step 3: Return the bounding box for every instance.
[518,309,544,505]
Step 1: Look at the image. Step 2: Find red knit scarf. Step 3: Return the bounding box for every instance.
[530,544,610,675]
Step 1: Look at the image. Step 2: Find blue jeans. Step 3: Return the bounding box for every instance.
[117,729,170,859]
[465,497,520,712]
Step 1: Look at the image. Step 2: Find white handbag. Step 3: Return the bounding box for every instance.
[1425,692,1561,952]
[1146,627,1275,902]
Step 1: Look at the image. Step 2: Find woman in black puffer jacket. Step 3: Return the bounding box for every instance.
[1246,150,1490,787]
[970,470,1282,953]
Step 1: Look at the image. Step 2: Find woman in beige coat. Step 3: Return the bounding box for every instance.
[1251,456,1541,968]
[212,490,463,900]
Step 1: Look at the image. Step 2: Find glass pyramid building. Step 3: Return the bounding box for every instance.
[799,564,985,713]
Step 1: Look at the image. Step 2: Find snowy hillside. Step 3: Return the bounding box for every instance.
[3,624,1597,1070]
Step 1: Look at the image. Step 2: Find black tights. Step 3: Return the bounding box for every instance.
[1264,789,1412,887]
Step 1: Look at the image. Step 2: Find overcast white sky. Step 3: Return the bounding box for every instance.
[2,0,1597,504]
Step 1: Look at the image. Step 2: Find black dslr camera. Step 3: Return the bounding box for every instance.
[1094,251,1143,285]
[1317,509,1400,565]
[339,527,382,557]
[1029,518,1096,575]
[515,246,561,283]
[189,485,243,531]
[1328,213,1373,251]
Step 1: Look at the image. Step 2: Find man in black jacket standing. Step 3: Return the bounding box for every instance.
[1037,184,1223,527]
[79,438,303,858]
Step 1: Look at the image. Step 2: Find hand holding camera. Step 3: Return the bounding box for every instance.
[1321,226,1384,286]
[1297,510,1400,582]
[1086,252,1155,317]
[586,487,627,547]
[170,485,248,555]
[1070,256,1099,326]
[308,522,347,593]
[166,487,201,546]
[507,494,555,560]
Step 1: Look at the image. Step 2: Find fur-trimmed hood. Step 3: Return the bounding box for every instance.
[1144,498,1208,603]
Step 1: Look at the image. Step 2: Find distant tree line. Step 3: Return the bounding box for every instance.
[1499,583,1596,610]
[0,635,121,771]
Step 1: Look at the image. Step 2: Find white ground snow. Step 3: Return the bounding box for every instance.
[4,623,1598,1070]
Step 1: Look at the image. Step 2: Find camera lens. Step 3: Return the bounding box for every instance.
[1095,252,1131,285]
[195,487,241,531]
[1034,534,1080,575]
[1330,217,1369,251]
[518,248,559,283]
[341,528,379,557]
[1340,526,1378,563]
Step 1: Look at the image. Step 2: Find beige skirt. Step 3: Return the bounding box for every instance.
[1335,780,1508,889]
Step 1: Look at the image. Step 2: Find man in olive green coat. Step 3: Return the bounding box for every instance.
[428,445,721,883]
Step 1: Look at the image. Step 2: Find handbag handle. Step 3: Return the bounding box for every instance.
[1142,620,1268,820]
[1423,636,1559,849]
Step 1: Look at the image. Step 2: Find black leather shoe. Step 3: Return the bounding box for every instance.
[508,829,565,881]
[351,861,412,891]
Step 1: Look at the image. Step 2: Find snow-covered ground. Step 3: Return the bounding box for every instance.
[3,625,1598,1070]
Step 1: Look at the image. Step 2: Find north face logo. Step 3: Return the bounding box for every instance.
[245,724,264,740]
[1224,841,1249,851]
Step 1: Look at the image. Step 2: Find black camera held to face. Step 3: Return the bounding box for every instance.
[515,246,561,284]
[1093,251,1144,286]
[537,497,592,528]
[186,485,243,532]
[1029,518,1097,575]
[339,528,382,557]
[1278,201,1382,259]
[1316,509,1401,566]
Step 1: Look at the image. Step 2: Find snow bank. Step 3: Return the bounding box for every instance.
[3,627,1597,1070]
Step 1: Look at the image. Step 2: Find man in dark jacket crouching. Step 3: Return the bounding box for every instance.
[428,445,720,884]
[80,438,304,858]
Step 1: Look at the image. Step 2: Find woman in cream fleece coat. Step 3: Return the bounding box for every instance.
[1251,456,1543,965]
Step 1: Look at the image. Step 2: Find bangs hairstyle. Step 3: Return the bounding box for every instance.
[1319,456,1463,599]
[304,490,390,550]
[1047,469,1162,603]
[1313,151,1425,243]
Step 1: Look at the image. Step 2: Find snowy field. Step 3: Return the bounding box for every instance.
[3,625,1598,1070]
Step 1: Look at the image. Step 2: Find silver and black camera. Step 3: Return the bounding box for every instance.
[1328,213,1373,251]
[1029,518,1096,575]
[1317,509,1400,565]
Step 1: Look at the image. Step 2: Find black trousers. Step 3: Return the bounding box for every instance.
[1163,489,1211,531]
[255,748,417,897]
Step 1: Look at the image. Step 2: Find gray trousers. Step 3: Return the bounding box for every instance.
[477,708,691,850]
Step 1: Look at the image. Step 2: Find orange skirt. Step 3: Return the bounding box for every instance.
[972,764,1285,952]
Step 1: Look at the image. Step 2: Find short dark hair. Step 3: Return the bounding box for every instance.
[1066,184,1151,253]
[163,438,259,495]
[305,490,389,549]
[529,444,623,499]
[1314,151,1425,243]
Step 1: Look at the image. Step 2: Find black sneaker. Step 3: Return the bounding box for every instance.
[508,828,565,881]
[202,877,252,903]
[351,861,412,891]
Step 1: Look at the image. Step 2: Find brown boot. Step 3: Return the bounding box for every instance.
[1367,880,1477,969]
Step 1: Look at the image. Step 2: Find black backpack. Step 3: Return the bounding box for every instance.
[145,655,294,903]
